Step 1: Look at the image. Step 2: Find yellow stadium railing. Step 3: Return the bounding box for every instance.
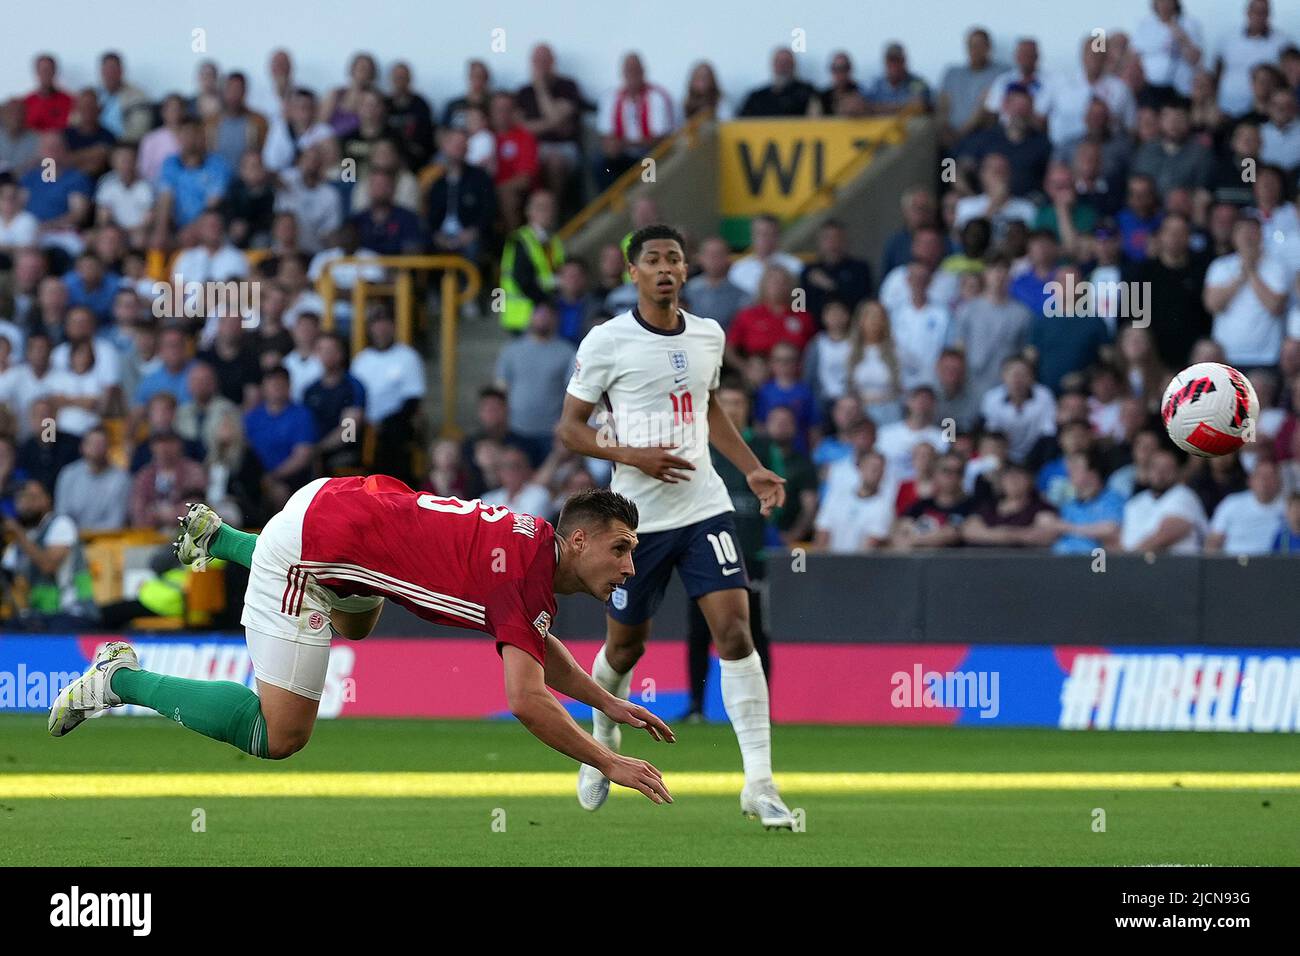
[317,255,481,438]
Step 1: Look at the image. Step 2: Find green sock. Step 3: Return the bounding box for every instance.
[211,524,258,569]
[111,668,270,758]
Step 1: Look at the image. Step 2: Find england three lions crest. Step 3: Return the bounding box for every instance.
[669,349,688,372]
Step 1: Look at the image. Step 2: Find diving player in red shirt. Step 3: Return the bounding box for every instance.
[49,479,675,805]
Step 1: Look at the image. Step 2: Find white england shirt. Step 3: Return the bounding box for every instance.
[566,308,733,534]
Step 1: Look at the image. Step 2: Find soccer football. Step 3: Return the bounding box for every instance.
[1161,362,1259,458]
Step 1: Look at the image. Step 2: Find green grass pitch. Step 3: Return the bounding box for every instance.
[1,716,1297,866]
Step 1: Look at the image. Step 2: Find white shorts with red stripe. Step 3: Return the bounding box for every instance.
[241,477,336,700]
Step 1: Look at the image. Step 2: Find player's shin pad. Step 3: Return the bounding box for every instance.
[720,650,773,785]
[110,668,271,758]
[590,646,632,748]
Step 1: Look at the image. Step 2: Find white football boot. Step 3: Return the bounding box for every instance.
[48,641,140,737]
[741,781,797,830]
[174,502,223,571]
[576,715,622,811]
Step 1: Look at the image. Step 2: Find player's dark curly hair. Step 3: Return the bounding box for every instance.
[556,489,639,536]
[626,224,685,266]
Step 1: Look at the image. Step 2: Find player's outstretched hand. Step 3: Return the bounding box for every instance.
[627,446,695,483]
[604,754,674,804]
[746,466,787,516]
[601,698,676,743]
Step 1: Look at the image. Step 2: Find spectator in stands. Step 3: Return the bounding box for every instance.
[137,94,185,184]
[247,48,294,123]
[321,52,378,137]
[351,306,424,485]
[338,87,388,182]
[727,214,803,299]
[1042,36,1136,151]
[753,342,818,449]
[1029,262,1111,393]
[1204,213,1288,369]
[490,91,541,231]
[129,429,206,530]
[1132,0,1205,100]
[222,149,276,249]
[725,265,815,362]
[891,263,952,391]
[813,447,895,554]
[155,117,233,240]
[2,477,97,625]
[1047,448,1125,552]
[482,445,551,516]
[176,360,240,454]
[494,302,576,465]
[980,355,1057,464]
[595,53,675,191]
[48,340,106,439]
[1115,173,1163,262]
[891,450,974,549]
[813,395,865,477]
[948,255,1032,399]
[683,61,730,121]
[94,143,154,246]
[62,254,121,327]
[281,311,322,400]
[516,44,588,204]
[427,127,497,264]
[189,60,222,122]
[934,348,980,433]
[196,314,258,407]
[20,132,91,230]
[130,391,204,471]
[803,299,854,415]
[877,386,947,479]
[500,189,563,333]
[0,97,39,175]
[1135,214,1212,370]
[553,260,602,344]
[23,54,73,132]
[881,191,940,281]
[461,386,526,497]
[1132,98,1214,196]
[244,365,316,510]
[1035,418,1095,506]
[954,154,1037,244]
[63,89,115,181]
[960,459,1056,546]
[964,86,1052,198]
[983,37,1046,122]
[813,52,864,118]
[938,28,1005,149]
[1120,442,1206,553]
[847,300,903,425]
[275,144,343,254]
[1,333,53,436]
[53,425,128,531]
[1260,87,1299,173]
[303,332,366,474]
[752,404,819,542]
[262,88,333,175]
[378,62,433,173]
[0,180,38,254]
[863,42,930,116]
[1214,0,1292,119]
[16,397,77,490]
[443,59,494,131]
[349,166,423,256]
[1272,491,1300,552]
[739,48,816,118]
[801,219,872,319]
[1207,454,1286,554]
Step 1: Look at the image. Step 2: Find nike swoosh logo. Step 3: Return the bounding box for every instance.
[722,566,742,576]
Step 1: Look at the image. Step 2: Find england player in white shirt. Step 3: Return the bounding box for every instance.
[558,224,795,828]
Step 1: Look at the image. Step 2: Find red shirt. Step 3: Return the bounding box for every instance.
[726,304,815,357]
[24,89,73,131]
[495,126,539,186]
[299,475,558,663]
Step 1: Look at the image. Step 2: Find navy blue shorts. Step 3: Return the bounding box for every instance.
[608,511,750,626]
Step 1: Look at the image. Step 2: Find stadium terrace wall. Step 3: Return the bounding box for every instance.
[2,555,1297,730]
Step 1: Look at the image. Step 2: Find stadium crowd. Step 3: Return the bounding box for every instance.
[0,0,1299,628]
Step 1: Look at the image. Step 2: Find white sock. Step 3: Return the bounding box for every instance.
[590,645,632,749]
[720,650,773,787]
